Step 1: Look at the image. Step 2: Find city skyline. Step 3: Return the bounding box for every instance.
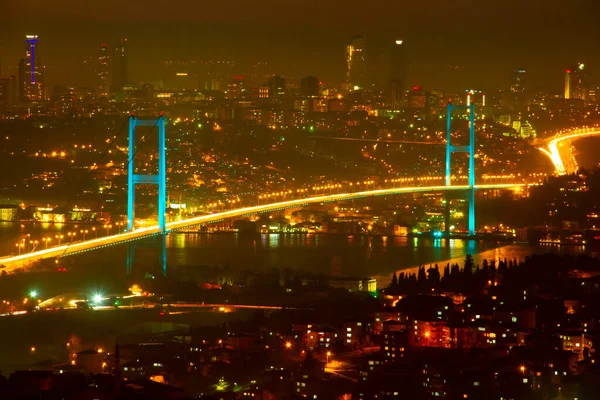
[1,0,599,92]
[2,2,600,397]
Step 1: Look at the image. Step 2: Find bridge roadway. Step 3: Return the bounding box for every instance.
[0,183,522,271]
[538,127,600,175]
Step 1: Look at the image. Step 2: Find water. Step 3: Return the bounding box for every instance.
[0,224,581,375]
[0,222,578,287]
[55,233,537,285]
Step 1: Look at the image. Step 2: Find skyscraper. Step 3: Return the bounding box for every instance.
[23,35,44,101]
[300,76,320,97]
[268,76,286,102]
[390,39,406,110]
[110,38,128,93]
[565,63,587,102]
[346,35,367,90]
[0,76,17,111]
[98,43,109,97]
[510,69,526,93]
[17,59,25,103]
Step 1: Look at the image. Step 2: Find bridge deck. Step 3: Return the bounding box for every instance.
[0,183,523,271]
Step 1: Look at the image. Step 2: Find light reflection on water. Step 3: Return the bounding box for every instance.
[59,233,543,284]
[0,219,582,285]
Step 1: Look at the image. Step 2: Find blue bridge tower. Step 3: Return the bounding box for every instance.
[126,115,167,275]
[445,104,476,236]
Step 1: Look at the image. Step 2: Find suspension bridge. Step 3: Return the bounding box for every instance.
[0,105,526,273]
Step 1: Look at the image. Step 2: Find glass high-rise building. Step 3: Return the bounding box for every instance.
[390,39,406,110]
[24,35,44,101]
[510,69,526,93]
[110,38,128,93]
[346,35,367,90]
[98,43,110,97]
[565,63,587,102]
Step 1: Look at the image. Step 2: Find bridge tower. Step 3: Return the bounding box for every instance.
[445,104,476,236]
[127,115,167,232]
[127,115,167,275]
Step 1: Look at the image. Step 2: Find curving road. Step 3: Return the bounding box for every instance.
[538,127,600,175]
[0,183,523,271]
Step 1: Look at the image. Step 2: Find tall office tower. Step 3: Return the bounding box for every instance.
[300,76,320,97]
[565,63,587,101]
[346,35,367,90]
[110,38,128,93]
[24,35,44,101]
[268,75,286,102]
[0,76,17,111]
[510,69,526,93]
[390,39,406,110]
[98,43,110,97]
[17,59,25,102]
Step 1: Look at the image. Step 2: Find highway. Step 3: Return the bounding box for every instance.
[0,183,523,271]
[538,127,600,175]
[310,136,439,145]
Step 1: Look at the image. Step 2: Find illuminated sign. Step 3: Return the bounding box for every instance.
[170,203,187,209]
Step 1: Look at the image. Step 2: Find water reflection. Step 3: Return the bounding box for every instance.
[0,221,567,289]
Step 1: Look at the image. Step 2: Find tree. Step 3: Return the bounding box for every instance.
[464,254,474,275]
[391,272,398,288]
[428,264,441,284]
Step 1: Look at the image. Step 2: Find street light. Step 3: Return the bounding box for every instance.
[285,342,292,350]
[92,227,97,238]
[92,293,104,305]
[326,351,332,364]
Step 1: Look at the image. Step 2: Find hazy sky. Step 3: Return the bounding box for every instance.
[1,0,598,92]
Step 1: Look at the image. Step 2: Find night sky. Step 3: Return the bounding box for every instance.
[1,0,598,92]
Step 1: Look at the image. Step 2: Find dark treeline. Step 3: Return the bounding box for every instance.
[387,253,600,296]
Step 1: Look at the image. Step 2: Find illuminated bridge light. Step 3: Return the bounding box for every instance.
[0,183,523,268]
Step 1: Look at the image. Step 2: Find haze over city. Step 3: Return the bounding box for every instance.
[1,0,599,91]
